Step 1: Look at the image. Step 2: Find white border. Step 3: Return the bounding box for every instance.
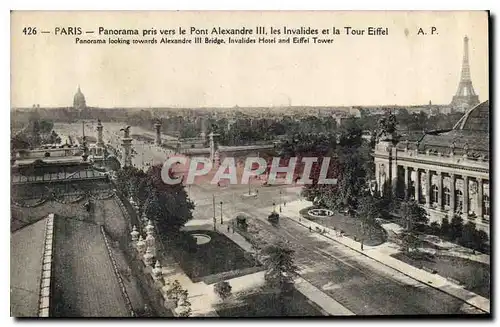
[3,1,498,327]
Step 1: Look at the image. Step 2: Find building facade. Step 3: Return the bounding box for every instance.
[373,101,490,234]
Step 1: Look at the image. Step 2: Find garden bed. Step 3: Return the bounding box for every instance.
[299,206,387,246]
[215,287,324,317]
[167,230,258,282]
[392,252,490,299]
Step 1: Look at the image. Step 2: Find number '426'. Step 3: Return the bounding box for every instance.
[23,27,37,35]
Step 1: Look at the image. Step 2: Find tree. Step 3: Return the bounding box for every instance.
[429,221,441,235]
[165,280,184,305]
[449,214,464,242]
[261,241,298,291]
[399,230,421,254]
[398,200,427,254]
[48,130,61,144]
[356,195,382,239]
[175,291,192,317]
[213,281,232,301]
[399,200,428,231]
[440,217,451,239]
[115,165,195,237]
[459,222,477,249]
[261,241,298,315]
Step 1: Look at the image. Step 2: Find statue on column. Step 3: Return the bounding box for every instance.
[376,112,397,142]
[120,126,131,139]
[463,142,469,157]
[450,141,456,156]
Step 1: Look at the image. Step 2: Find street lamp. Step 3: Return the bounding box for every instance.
[220,201,223,224]
[279,190,282,213]
[213,194,216,231]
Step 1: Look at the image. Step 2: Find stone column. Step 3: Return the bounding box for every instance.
[477,178,483,219]
[404,166,409,200]
[425,169,431,208]
[414,169,420,203]
[450,173,456,214]
[96,120,104,147]
[437,172,443,210]
[391,150,398,197]
[463,176,469,218]
[375,163,383,196]
[155,122,162,145]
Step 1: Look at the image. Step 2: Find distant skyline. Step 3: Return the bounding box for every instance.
[11,11,489,108]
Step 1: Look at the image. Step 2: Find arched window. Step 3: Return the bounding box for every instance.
[431,185,439,204]
[484,195,490,216]
[444,187,451,206]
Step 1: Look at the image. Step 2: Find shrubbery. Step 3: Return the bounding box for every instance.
[422,215,489,253]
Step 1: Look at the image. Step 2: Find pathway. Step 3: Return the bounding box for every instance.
[280,200,490,314]
[214,219,355,316]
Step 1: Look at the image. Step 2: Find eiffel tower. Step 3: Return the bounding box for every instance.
[451,36,479,112]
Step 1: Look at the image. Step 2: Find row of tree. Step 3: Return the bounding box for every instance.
[115,165,195,237]
[11,115,62,149]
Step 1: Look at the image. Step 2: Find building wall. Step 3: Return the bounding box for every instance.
[374,142,490,235]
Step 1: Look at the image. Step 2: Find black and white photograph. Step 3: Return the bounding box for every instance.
[9,10,490,318]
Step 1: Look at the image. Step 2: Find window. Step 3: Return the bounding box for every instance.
[431,185,439,204]
[484,195,490,216]
[444,187,451,206]
[455,190,463,213]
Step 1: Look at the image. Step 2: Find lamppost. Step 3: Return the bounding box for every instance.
[220,201,223,224]
[279,190,282,213]
[213,194,216,231]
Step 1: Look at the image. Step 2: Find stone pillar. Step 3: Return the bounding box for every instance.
[425,169,431,208]
[450,174,456,214]
[152,261,164,285]
[390,151,398,197]
[463,176,469,218]
[145,220,154,234]
[155,122,162,145]
[130,225,139,242]
[122,139,132,167]
[477,178,483,219]
[146,232,156,258]
[437,172,443,210]
[137,235,146,254]
[375,163,381,196]
[96,120,104,147]
[144,247,154,266]
[404,166,409,200]
[414,169,420,203]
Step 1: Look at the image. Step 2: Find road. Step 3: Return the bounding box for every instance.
[187,182,483,315]
[54,122,175,168]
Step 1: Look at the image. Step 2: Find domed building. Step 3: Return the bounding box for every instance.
[73,86,87,111]
[373,100,490,234]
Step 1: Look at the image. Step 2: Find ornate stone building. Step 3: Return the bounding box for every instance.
[73,86,90,119]
[373,100,490,234]
[73,86,86,110]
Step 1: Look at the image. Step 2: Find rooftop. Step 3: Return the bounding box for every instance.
[395,101,490,157]
[453,100,489,132]
[10,218,48,317]
[50,217,130,317]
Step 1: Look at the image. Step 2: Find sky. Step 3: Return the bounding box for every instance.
[11,11,489,108]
